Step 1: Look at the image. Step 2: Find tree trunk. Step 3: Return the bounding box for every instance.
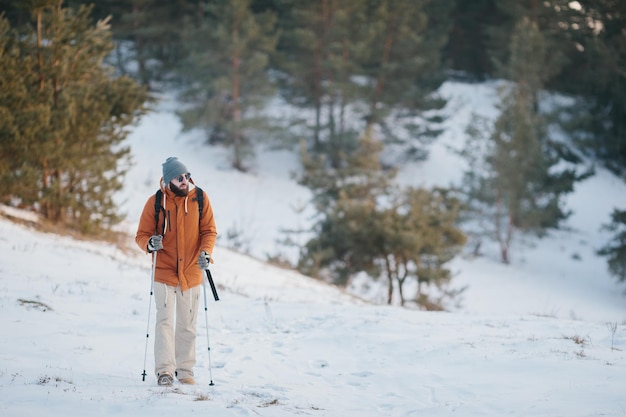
[231,22,243,171]
[397,276,406,306]
[36,7,44,92]
[385,256,394,304]
[370,11,397,124]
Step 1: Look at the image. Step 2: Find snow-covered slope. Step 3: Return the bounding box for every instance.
[116,80,626,322]
[1,213,625,417]
[1,80,625,416]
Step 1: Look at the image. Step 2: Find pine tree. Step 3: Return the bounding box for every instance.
[299,127,465,308]
[461,18,589,263]
[561,0,626,175]
[598,208,626,283]
[273,0,452,168]
[385,186,466,308]
[0,16,38,202]
[0,1,149,234]
[444,0,502,79]
[298,126,394,280]
[88,0,199,86]
[485,0,590,86]
[357,0,451,152]
[176,0,278,172]
[271,0,370,168]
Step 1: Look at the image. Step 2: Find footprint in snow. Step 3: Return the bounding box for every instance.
[308,359,329,369]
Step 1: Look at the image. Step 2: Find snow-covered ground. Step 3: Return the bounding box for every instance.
[1,81,625,416]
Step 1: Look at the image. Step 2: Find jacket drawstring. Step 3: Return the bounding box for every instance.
[163,283,168,307]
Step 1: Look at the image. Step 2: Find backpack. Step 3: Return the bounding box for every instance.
[153,186,204,235]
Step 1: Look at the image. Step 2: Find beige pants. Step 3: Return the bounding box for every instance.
[154,283,200,380]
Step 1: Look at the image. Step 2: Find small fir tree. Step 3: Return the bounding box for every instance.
[598,209,626,284]
[460,18,589,263]
[299,127,466,308]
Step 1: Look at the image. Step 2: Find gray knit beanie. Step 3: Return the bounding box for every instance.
[162,157,189,184]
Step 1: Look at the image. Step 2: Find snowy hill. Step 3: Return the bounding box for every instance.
[118,80,626,323]
[1,81,626,416]
[1,209,625,416]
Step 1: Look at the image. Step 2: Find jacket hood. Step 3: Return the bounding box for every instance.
[159,177,197,217]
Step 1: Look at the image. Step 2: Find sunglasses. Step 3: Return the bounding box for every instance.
[175,173,191,182]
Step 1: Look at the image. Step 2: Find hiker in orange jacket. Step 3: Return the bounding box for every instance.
[136,156,217,386]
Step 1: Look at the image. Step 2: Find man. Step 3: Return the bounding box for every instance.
[136,156,217,386]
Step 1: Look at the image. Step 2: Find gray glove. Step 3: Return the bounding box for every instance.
[147,235,163,252]
[198,250,211,270]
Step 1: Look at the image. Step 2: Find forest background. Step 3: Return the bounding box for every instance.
[0,0,625,309]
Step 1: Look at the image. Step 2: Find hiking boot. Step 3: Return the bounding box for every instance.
[157,373,174,386]
[178,377,195,385]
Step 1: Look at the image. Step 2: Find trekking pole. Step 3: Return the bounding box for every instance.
[202,271,216,386]
[141,251,157,381]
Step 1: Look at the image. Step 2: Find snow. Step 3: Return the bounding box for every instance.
[1,81,626,416]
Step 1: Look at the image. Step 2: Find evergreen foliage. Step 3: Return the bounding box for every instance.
[1,0,624,297]
[273,0,370,166]
[598,208,626,283]
[560,0,626,176]
[0,1,149,235]
[273,0,451,168]
[460,18,590,263]
[176,0,278,172]
[486,0,573,77]
[298,128,465,308]
[87,0,199,86]
[468,0,625,176]
[5,1,620,177]
[444,0,502,79]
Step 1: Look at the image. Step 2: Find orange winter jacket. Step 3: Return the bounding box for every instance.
[135,181,217,292]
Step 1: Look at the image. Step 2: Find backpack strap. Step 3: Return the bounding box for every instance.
[195,186,204,225]
[154,189,165,235]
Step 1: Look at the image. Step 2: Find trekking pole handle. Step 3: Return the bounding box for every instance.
[205,269,219,301]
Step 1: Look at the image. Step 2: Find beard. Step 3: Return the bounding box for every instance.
[169,182,189,197]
